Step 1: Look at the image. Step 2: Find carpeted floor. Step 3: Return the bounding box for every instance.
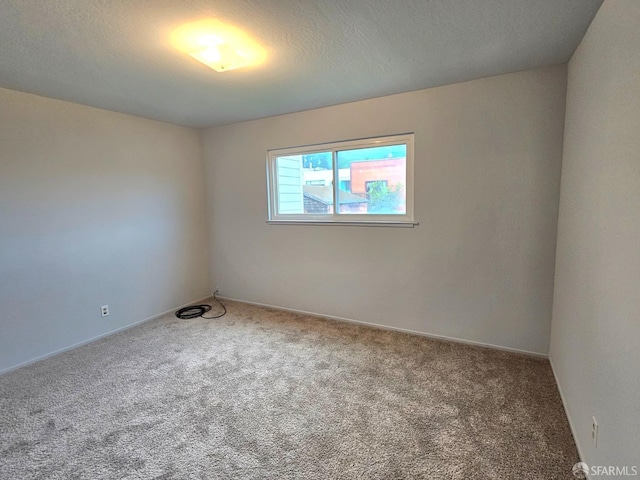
[0,299,579,479]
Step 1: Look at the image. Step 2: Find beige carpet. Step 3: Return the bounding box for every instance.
[0,299,578,479]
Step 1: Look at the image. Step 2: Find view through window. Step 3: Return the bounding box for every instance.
[267,134,414,224]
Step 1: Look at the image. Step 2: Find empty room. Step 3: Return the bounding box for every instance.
[1,0,638,478]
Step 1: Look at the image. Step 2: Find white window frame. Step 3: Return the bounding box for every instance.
[266,133,416,227]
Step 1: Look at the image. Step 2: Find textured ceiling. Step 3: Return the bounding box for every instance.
[0,0,602,128]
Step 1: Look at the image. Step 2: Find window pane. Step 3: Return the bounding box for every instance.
[336,145,406,215]
[268,134,413,223]
[276,152,333,215]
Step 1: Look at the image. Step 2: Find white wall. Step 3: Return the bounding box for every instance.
[203,65,567,356]
[0,87,210,373]
[550,0,640,468]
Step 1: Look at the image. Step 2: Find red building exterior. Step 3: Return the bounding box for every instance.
[349,158,406,196]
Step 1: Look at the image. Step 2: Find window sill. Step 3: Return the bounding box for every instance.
[266,220,418,228]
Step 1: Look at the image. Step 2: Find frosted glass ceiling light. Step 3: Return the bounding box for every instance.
[172,19,266,72]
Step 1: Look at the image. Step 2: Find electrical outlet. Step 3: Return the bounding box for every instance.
[101,305,109,317]
[592,416,598,448]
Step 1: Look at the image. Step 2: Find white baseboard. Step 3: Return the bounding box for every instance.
[0,295,212,376]
[549,356,586,467]
[2,293,549,376]
[219,295,549,359]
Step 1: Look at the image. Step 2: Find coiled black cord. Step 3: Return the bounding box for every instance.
[175,290,226,320]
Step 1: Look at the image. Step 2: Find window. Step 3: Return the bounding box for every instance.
[267,134,415,226]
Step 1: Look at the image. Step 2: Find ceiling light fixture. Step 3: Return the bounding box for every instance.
[171,19,266,72]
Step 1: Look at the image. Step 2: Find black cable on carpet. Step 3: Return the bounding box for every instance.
[175,290,226,319]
